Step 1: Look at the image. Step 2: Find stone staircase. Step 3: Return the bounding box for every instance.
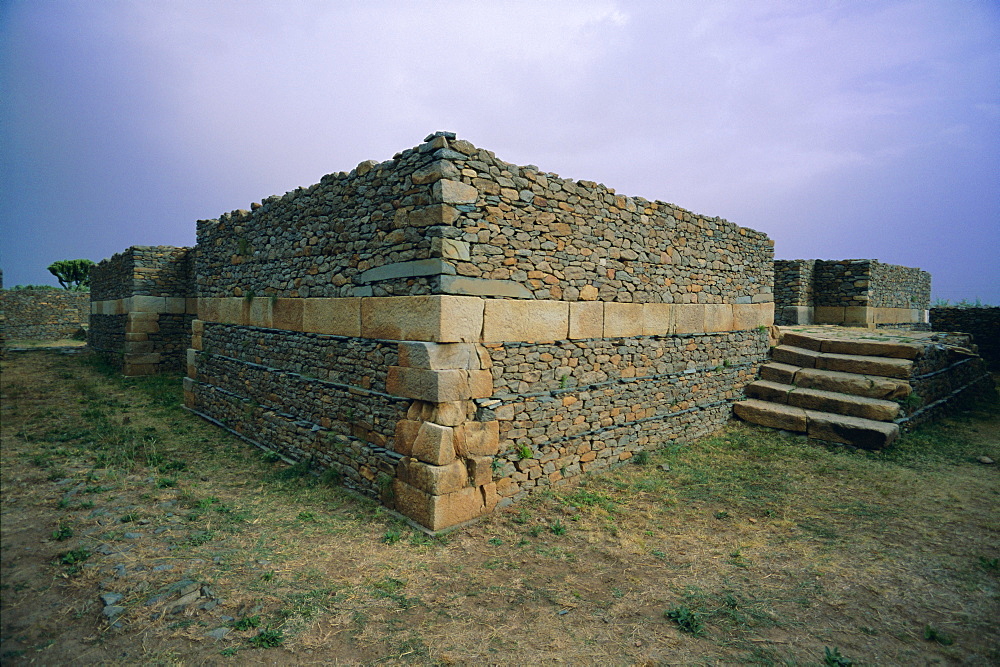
[734,330,923,449]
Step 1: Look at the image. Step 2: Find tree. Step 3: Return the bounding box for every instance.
[47,259,95,290]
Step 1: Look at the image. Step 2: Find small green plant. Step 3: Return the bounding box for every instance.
[559,374,569,389]
[249,628,284,648]
[259,571,275,582]
[978,556,999,572]
[550,519,566,536]
[233,615,261,631]
[158,477,177,488]
[52,523,74,541]
[633,451,649,465]
[237,237,251,255]
[517,445,533,460]
[244,289,256,301]
[297,511,316,522]
[220,647,240,657]
[714,510,730,520]
[665,606,704,636]
[382,528,402,545]
[924,624,954,645]
[824,646,853,666]
[488,537,503,546]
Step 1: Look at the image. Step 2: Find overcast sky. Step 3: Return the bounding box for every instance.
[2,0,997,303]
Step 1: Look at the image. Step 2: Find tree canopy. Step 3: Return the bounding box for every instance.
[47,259,95,290]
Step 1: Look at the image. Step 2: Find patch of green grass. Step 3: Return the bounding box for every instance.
[924,624,954,645]
[51,522,74,541]
[248,628,284,648]
[665,605,704,636]
[232,615,261,631]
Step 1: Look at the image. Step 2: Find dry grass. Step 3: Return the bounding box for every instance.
[2,349,998,665]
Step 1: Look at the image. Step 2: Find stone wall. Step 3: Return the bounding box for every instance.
[931,307,1000,370]
[0,288,90,340]
[89,246,196,374]
[774,259,930,328]
[176,132,775,532]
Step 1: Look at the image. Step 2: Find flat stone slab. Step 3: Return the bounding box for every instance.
[815,351,912,379]
[786,386,899,422]
[804,410,899,450]
[794,367,911,400]
[746,380,792,403]
[760,362,800,385]
[734,399,807,432]
[772,345,822,368]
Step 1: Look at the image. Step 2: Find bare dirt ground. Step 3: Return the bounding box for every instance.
[2,349,998,665]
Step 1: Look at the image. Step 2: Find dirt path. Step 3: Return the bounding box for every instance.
[2,349,998,664]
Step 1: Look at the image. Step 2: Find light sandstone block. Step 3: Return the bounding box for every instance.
[165,297,187,314]
[418,401,470,426]
[642,303,673,336]
[124,333,148,342]
[393,419,422,456]
[191,333,203,351]
[131,295,166,313]
[186,297,199,315]
[411,422,456,465]
[432,179,479,204]
[397,342,484,370]
[397,458,468,495]
[361,295,484,343]
[272,298,304,331]
[90,302,98,315]
[249,297,274,329]
[125,341,154,353]
[198,298,220,323]
[454,421,500,457]
[482,300,568,343]
[124,352,161,365]
[392,481,490,531]
[186,349,197,379]
[127,311,159,322]
[122,363,158,377]
[814,307,845,324]
[674,304,705,334]
[113,299,127,315]
[386,367,493,402]
[704,304,734,332]
[734,304,766,330]
[191,319,205,334]
[466,456,493,487]
[604,303,644,337]
[569,301,604,339]
[218,298,245,325]
[844,306,873,325]
[127,320,160,334]
[302,298,361,336]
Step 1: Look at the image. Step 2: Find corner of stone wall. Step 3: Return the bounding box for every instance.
[386,340,499,532]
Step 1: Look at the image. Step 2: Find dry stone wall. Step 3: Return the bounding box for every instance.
[931,307,1000,370]
[0,288,89,340]
[774,259,930,328]
[90,246,196,374]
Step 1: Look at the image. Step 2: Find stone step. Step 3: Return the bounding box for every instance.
[760,362,799,384]
[781,331,922,359]
[771,345,913,379]
[760,362,912,400]
[746,381,900,422]
[734,399,900,450]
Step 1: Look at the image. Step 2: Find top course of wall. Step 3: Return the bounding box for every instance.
[91,246,195,302]
[776,259,930,309]
[196,132,774,304]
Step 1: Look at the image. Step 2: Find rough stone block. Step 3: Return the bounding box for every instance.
[124,352,161,365]
[397,342,483,370]
[778,305,813,326]
[466,456,494,487]
[734,303,771,330]
[408,204,460,227]
[745,380,791,403]
[438,275,534,299]
[843,307,874,325]
[191,319,205,334]
[218,298,245,325]
[124,333,149,342]
[434,238,471,261]
[359,259,456,283]
[125,341,154,353]
[482,300,568,343]
[127,320,160,334]
[411,422,456,465]
[398,458,468,495]
[704,304,735,332]
[361,295,484,343]
[392,481,489,531]
[674,304,705,334]
[604,303,644,338]
[569,301,604,339]
[805,411,899,450]
[272,298,304,331]
[127,311,159,321]
[432,179,479,204]
[191,333,202,351]
[123,363,158,377]
[249,297,273,329]
[454,421,500,457]
[186,297,199,315]
[772,345,822,367]
[302,298,361,336]
[734,399,807,431]
[642,303,673,336]
[386,367,491,402]
[393,419,422,456]
[759,362,799,385]
[411,160,459,185]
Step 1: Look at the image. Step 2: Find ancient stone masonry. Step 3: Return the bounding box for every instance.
[89,246,196,375]
[932,307,1000,370]
[96,132,776,532]
[774,259,930,328]
[0,288,90,341]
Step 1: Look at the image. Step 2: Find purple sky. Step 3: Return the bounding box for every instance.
[2,1,998,303]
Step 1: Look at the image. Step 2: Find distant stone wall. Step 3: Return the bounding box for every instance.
[90,246,196,374]
[1,289,89,340]
[774,259,929,328]
[931,307,1000,370]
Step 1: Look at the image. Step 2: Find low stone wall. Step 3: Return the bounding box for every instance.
[774,259,930,328]
[0,289,89,340]
[90,246,195,374]
[931,307,1000,370]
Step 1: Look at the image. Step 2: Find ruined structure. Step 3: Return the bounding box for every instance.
[90,132,775,530]
[774,259,930,328]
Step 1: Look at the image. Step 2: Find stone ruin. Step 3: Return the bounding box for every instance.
[85,131,991,532]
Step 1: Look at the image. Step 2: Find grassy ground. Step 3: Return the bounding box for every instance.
[1,349,997,665]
